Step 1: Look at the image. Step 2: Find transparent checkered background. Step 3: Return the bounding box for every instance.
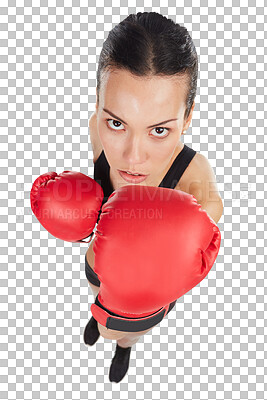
[1,1,266,398]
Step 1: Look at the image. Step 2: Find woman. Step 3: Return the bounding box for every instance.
[83,11,223,383]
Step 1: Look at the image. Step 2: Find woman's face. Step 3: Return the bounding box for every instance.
[96,68,194,188]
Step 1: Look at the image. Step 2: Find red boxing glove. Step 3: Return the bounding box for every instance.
[91,185,221,332]
[30,171,104,242]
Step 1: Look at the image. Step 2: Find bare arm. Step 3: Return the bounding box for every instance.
[199,198,223,224]
[185,154,223,224]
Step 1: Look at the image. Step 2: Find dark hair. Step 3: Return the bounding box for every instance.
[96,11,198,120]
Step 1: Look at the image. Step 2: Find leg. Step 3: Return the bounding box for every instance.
[116,334,141,348]
[108,326,154,383]
[117,326,154,348]
[97,322,126,341]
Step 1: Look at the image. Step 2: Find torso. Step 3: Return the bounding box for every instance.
[87,142,200,268]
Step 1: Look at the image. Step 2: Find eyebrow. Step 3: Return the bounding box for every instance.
[103,108,178,128]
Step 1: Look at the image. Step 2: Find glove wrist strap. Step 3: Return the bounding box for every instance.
[91,295,169,333]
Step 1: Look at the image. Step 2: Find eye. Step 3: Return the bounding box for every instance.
[106,118,170,138]
[151,127,170,138]
[106,119,124,131]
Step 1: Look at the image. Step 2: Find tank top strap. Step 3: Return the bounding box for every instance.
[158,144,197,189]
[93,150,113,205]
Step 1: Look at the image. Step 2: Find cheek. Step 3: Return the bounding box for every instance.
[98,127,126,168]
[151,138,178,163]
[100,137,123,164]
[98,125,122,149]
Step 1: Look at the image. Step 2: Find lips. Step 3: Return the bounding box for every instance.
[124,170,145,176]
[118,170,148,184]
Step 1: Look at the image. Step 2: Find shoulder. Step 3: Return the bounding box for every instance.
[189,152,216,180]
[174,151,222,204]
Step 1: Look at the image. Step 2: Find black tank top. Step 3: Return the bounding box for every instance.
[94,144,197,208]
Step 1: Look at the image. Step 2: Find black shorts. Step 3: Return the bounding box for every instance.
[84,255,177,315]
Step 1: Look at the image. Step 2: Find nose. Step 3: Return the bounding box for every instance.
[122,135,148,168]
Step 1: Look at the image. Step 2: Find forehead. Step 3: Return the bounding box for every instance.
[99,68,188,110]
